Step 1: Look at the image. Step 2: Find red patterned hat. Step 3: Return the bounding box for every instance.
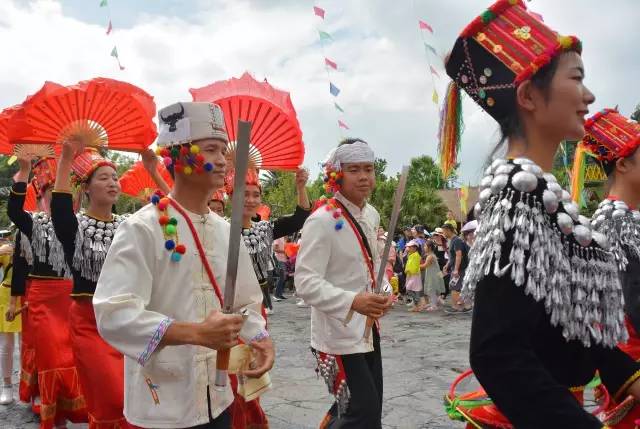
[31,157,57,197]
[71,148,116,184]
[445,0,581,121]
[224,168,261,195]
[210,190,225,203]
[581,109,640,162]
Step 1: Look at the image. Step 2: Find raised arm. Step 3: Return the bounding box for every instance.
[272,169,311,239]
[50,138,83,251]
[7,156,35,237]
[141,149,171,195]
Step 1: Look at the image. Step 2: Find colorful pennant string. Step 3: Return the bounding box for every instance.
[313,5,349,134]
[100,0,125,70]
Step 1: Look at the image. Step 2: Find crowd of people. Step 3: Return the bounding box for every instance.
[0,0,640,428]
[387,212,476,313]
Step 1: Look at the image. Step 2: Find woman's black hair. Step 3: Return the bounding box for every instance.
[489,54,563,159]
[424,240,436,253]
[338,137,368,147]
[602,146,639,189]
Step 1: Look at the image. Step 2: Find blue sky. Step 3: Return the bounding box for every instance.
[1,0,638,186]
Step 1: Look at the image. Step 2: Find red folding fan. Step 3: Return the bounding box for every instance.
[8,78,157,152]
[189,72,304,171]
[119,160,174,201]
[1,105,61,163]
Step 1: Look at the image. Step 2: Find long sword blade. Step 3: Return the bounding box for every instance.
[222,120,252,314]
[374,165,409,293]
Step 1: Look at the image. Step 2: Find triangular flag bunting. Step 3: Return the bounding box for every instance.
[329,82,340,97]
[106,20,113,35]
[313,6,325,19]
[424,42,437,57]
[99,0,108,6]
[338,120,350,130]
[318,30,333,41]
[325,58,337,70]
[419,20,433,33]
[110,46,118,58]
[432,89,439,104]
[334,102,344,113]
[430,65,440,78]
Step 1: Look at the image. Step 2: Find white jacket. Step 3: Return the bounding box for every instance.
[295,193,382,355]
[93,202,266,428]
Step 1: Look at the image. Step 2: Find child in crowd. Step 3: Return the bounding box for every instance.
[404,240,423,311]
[421,240,445,311]
[0,239,20,404]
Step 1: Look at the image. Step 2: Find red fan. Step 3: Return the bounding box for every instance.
[0,105,20,155]
[119,160,174,201]
[189,72,304,171]
[8,78,157,152]
[256,204,271,221]
[1,105,61,164]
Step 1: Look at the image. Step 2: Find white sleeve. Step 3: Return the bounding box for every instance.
[234,240,268,343]
[294,215,356,322]
[93,219,172,366]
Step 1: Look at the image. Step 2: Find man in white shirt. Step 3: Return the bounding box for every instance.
[295,138,392,429]
[93,102,274,429]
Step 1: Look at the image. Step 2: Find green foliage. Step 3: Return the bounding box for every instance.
[631,103,640,122]
[370,156,447,231]
[106,151,146,215]
[261,171,299,219]
[0,156,20,227]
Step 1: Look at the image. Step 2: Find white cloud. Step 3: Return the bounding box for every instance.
[0,0,638,185]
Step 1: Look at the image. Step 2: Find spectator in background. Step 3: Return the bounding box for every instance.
[376,228,396,281]
[442,224,470,313]
[272,236,289,301]
[444,210,458,231]
[431,228,450,298]
[404,240,423,310]
[461,220,478,247]
[397,227,412,252]
[421,240,445,311]
[413,225,427,255]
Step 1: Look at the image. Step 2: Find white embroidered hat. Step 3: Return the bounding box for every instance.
[157,102,228,147]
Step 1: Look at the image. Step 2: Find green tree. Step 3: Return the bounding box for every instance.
[371,155,447,232]
[261,171,299,219]
[631,103,640,122]
[0,157,20,227]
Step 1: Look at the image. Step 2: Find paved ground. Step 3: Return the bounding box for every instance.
[0,297,472,429]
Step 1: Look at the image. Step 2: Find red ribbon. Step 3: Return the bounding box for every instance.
[168,198,224,306]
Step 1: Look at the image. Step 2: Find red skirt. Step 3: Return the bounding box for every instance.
[69,299,132,429]
[28,278,88,427]
[229,374,269,429]
[619,317,640,361]
[19,281,38,405]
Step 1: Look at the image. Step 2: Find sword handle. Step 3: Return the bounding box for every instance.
[214,348,231,391]
[363,316,375,340]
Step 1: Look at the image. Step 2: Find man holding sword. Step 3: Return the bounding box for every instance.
[93,101,274,429]
[295,138,395,429]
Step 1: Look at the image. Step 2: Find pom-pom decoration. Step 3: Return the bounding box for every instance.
[119,160,174,202]
[7,78,157,152]
[314,197,346,232]
[151,190,186,262]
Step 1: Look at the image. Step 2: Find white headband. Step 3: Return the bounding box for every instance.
[323,141,375,171]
